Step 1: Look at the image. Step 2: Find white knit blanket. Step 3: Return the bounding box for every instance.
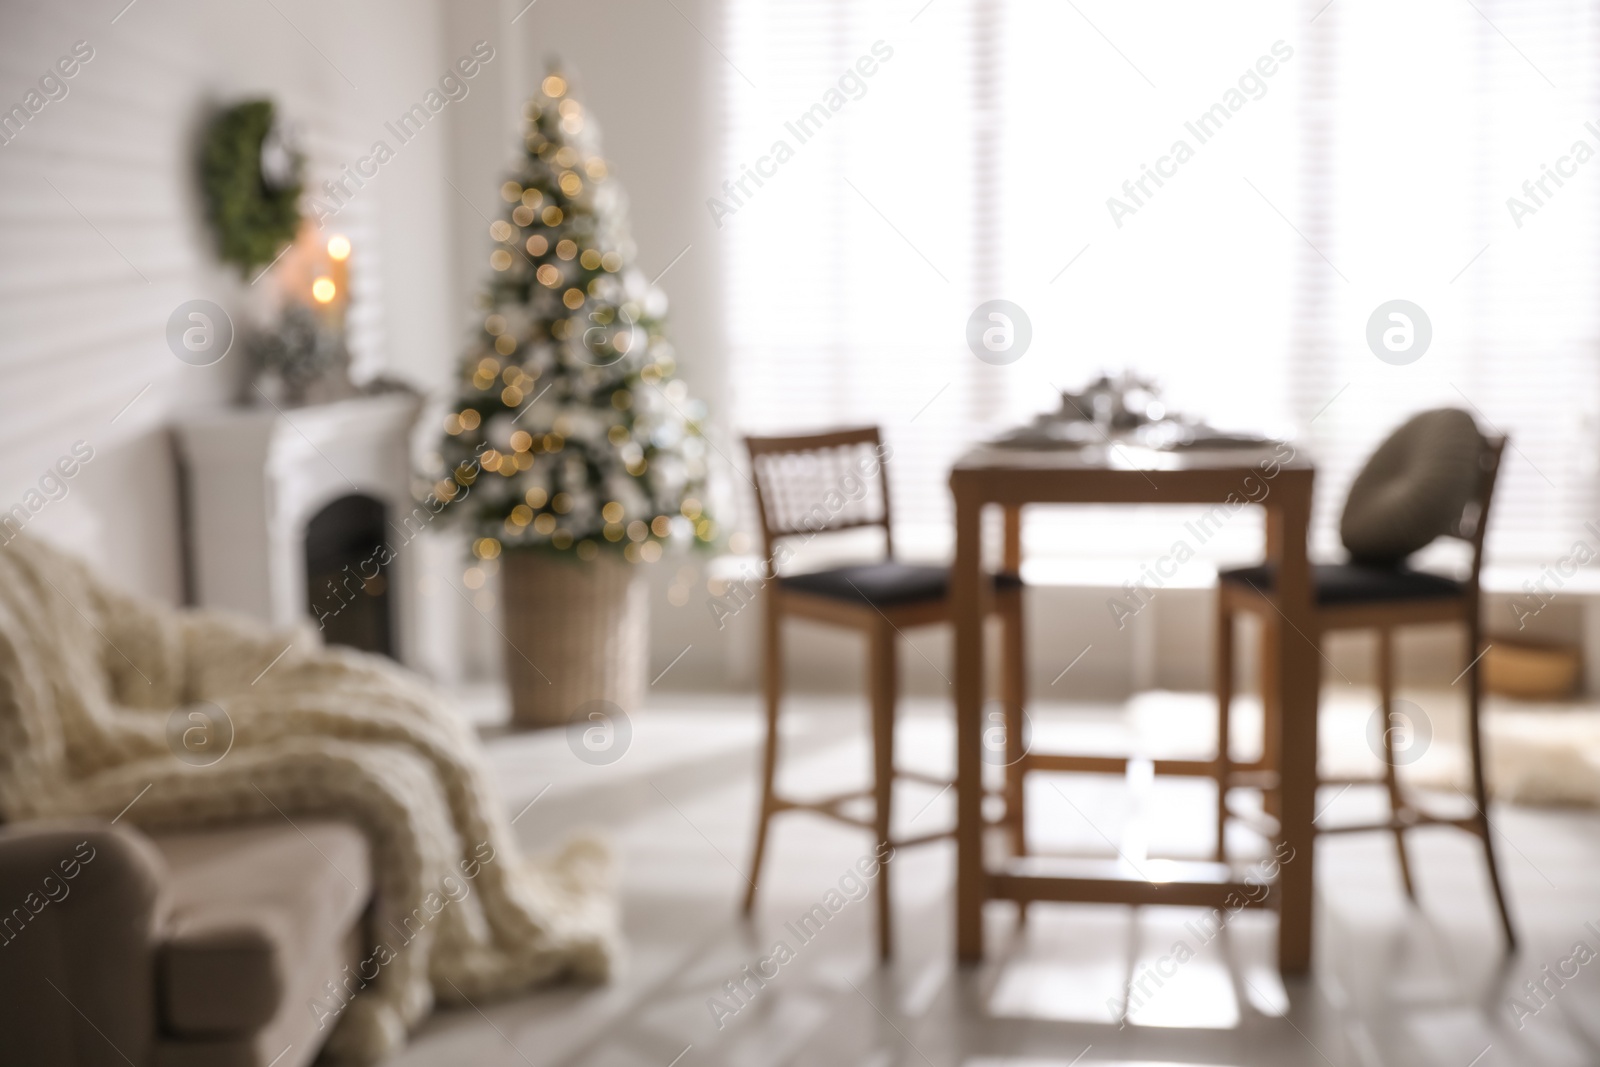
[0,536,617,1062]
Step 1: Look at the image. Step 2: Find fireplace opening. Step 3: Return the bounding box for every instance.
[304,494,394,658]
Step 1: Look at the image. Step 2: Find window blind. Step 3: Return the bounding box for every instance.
[1296,0,1600,564]
[722,0,981,554]
[722,0,1599,567]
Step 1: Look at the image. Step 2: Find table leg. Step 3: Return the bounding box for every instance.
[1268,480,1317,974]
[1260,608,1283,822]
[1001,507,1026,858]
[954,490,986,962]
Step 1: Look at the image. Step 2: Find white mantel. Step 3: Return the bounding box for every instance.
[174,393,426,667]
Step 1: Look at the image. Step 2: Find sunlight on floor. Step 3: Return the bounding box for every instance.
[385,689,1600,1067]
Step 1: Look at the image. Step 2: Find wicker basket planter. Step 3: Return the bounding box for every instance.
[1483,638,1581,699]
[501,551,649,727]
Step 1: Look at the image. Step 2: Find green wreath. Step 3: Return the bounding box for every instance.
[200,100,302,275]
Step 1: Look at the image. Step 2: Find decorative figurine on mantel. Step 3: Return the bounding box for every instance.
[243,301,352,408]
[243,228,364,407]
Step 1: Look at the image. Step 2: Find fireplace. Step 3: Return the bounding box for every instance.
[174,393,448,671]
[304,493,394,657]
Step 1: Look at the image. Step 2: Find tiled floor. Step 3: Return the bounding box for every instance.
[391,690,1600,1067]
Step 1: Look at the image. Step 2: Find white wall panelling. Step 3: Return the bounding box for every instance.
[0,0,457,602]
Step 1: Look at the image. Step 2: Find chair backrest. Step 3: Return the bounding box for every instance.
[743,427,894,562]
[1454,434,1506,592]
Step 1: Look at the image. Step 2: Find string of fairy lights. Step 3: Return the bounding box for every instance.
[428,72,716,584]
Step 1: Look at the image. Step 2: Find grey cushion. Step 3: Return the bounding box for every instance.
[0,818,368,1067]
[1339,408,1483,565]
[153,819,369,1046]
[153,924,364,1067]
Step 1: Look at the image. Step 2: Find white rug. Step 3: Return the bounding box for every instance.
[1124,688,1600,808]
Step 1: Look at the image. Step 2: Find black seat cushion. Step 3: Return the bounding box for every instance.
[1219,562,1463,605]
[780,561,1020,608]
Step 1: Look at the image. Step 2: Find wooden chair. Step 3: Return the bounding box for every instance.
[740,427,1025,958]
[1214,435,1515,947]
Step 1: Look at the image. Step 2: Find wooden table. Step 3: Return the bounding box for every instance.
[949,442,1319,973]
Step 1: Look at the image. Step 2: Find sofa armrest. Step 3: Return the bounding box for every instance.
[0,820,168,1067]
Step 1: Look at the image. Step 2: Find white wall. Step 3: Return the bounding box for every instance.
[0,0,457,600]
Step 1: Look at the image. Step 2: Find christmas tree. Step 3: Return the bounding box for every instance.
[430,70,715,565]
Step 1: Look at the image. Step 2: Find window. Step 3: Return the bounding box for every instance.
[1297,0,1600,564]
[723,0,1598,568]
